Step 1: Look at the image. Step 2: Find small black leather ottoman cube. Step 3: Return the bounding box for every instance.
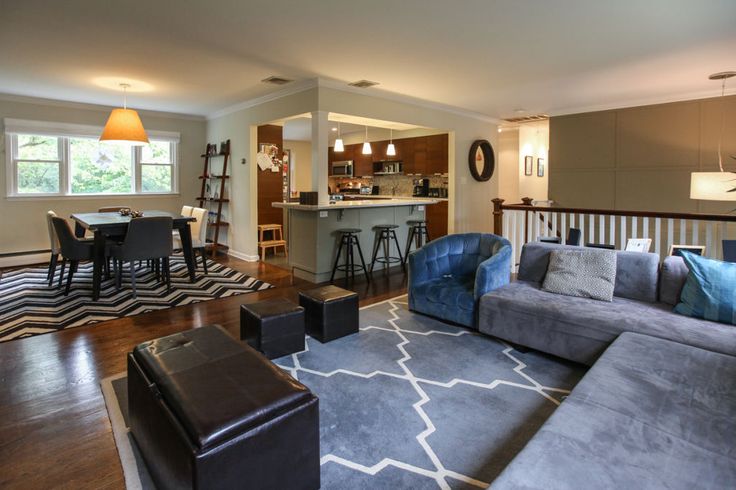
[127,325,320,490]
[240,298,305,359]
[298,285,359,343]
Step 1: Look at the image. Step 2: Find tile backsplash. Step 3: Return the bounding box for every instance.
[329,174,448,197]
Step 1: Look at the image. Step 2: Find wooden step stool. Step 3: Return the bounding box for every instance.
[258,224,287,261]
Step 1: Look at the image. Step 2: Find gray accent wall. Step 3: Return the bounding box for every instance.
[549,95,736,214]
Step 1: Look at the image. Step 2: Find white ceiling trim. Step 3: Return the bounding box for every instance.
[0,93,205,121]
[206,79,319,120]
[207,77,501,125]
[547,87,736,117]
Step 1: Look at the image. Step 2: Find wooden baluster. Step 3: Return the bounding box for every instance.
[720,222,727,260]
[579,214,585,242]
[510,211,517,266]
[692,220,699,245]
[642,217,649,239]
[599,215,605,245]
[706,222,713,257]
[492,198,504,235]
[654,218,662,257]
[561,213,567,244]
[552,212,558,239]
[631,216,638,239]
[609,216,616,249]
[679,219,686,244]
[668,219,675,253]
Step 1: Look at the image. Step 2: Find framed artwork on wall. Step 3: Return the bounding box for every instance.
[537,158,545,177]
[524,156,533,176]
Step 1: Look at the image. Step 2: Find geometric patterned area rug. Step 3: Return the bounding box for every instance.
[101,296,586,489]
[0,254,272,343]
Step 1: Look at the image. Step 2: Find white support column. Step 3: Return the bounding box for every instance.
[311,111,330,205]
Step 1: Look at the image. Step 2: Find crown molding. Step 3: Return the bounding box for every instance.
[0,92,205,121]
[207,79,319,120]
[547,87,736,117]
[315,77,500,124]
[207,77,501,125]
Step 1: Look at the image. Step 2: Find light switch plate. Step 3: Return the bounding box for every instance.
[319,211,328,218]
[418,205,425,211]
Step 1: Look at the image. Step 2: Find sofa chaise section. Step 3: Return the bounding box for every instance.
[490,332,736,489]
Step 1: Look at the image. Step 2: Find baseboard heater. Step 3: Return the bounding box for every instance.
[0,249,51,268]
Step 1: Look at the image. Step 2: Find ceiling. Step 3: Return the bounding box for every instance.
[279,114,425,141]
[1,0,734,118]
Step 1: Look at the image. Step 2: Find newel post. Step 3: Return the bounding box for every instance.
[521,197,533,243]
[521,197,534,206]
[492,198,504,235]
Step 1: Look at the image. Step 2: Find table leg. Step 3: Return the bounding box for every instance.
[92,230,105,300]
[178,223,197,282]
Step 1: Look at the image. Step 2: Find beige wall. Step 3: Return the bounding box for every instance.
[0,95,206,259]
[549,95,736,214]
[207,86,499,259]
[518,122,549,202]
[497,128,520,203]
[283,139,312,192]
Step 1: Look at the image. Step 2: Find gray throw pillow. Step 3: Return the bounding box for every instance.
[542,249,618,301]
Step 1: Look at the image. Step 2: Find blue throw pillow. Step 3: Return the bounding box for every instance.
[674,251,736,325]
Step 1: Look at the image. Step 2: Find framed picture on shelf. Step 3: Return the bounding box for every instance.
[537,158,545,177]
[524,156,533,176]
[669,244,705,257]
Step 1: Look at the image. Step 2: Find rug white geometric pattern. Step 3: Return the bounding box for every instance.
[101,296,586,489]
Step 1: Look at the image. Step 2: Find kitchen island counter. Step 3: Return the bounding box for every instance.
[272,199,437,282]
[272,197,440,211]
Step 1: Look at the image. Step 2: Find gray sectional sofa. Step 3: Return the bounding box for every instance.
[480,242,736,489]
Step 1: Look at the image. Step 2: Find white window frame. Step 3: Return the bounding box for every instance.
[4,118,180,199]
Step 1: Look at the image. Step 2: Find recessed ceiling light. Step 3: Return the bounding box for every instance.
[261,76,293,85]
[349,80,379,89]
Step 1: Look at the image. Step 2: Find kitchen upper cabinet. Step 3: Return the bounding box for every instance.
[397,138,415,173]
[413,136,428,175]
[426,133,448,175]
[351,145,373,177]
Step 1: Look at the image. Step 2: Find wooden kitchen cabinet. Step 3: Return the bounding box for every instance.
[426,200,448,239]
[426,133,448,174]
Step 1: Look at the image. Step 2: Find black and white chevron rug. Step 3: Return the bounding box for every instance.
[0,255,272,342]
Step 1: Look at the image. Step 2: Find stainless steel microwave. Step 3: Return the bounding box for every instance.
[331,160,354,177]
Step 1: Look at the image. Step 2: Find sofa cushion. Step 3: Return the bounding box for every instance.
[542,248,617,301]
[517,242,659,303]
[660,255,689,305]
[490,332,736,489]
[675,252,736,325]
[479,281,736,365]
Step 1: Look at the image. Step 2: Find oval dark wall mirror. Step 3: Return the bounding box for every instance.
[468,139,495,182]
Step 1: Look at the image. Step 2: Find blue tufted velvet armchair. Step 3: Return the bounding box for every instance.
[408,233,512,328]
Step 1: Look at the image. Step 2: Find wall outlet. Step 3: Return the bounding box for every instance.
[418,205,425,211]
[319,211,328,218]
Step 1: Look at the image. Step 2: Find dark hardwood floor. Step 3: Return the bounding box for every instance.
[0,257,408,489]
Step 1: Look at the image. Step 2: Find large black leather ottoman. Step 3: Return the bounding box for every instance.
[298,285,359,342]
[127,325,320,490]
[241,298,305,359]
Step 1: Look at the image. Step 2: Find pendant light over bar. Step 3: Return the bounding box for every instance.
[362,125,372,155]
[386,128,396,156]
[100,83,149,145]
[334,121,344,152]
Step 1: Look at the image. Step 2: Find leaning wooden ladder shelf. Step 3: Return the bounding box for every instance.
[197,140,230,258]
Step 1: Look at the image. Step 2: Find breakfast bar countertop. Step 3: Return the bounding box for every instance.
[272,198,440,211]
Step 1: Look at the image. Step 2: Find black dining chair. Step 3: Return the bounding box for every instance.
[110,217,173,298]
[51,217,95,296]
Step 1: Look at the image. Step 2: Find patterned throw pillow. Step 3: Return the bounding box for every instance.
[542,249,618,302]
[674,252,736,325]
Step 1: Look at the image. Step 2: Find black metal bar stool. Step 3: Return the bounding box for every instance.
[403,219,430,263]
[370,224,404,273]
[330,228,370,282]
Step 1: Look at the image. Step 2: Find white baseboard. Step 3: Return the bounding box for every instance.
[227,249,259,262]
[0,252,49,268]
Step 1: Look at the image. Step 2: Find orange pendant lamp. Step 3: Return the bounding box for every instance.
[100,83,149,145]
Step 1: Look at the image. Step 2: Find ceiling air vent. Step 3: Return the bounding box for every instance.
[261,76,294,85]
[502,114,549,123]
[348,80,379,89]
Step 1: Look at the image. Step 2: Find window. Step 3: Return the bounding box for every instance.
[5,119,179,197]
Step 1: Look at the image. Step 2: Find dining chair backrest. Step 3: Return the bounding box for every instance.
[181,205,194,217]
[46,211,60,254]
[118,217,173,261]
[51,217,91,260]
[190,207,209,245]
[98,206,129,213]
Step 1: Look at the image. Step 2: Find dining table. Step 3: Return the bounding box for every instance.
[70,210,197,301]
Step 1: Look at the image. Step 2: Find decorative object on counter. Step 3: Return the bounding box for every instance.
[118,208,132,216]
[361,126,372,155]
[299,191,319,205]
[386,129,396,156]
[537,158,545,177]
[334,122,344,152]
[524,155,533,176]
[468,140,495,182]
